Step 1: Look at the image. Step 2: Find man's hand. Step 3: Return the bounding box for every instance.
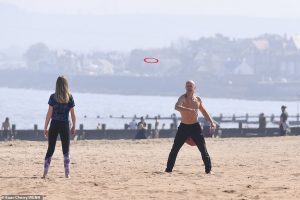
[211,123,216,129]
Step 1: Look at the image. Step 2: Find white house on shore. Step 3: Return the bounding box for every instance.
[234,59,254,75]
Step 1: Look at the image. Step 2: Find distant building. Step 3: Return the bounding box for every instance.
[292,35,300,49]
[234,59,254,75]
[253,39,269,51]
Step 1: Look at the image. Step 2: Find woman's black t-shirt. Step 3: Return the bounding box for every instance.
[48,94,75,122]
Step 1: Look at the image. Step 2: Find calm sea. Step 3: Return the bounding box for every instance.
[0,87,298,129]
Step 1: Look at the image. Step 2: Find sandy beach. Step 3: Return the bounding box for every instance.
[1,136,300,200]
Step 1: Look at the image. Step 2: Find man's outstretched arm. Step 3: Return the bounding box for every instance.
[197,97,215,128]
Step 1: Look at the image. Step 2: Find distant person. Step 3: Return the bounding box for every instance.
[129,119,137,130]
[171,113,178,129]
[270,114,275,123]
[258,113,266,130]
[165,80,215,174]
[1,117,11,140]
[42,76,76,179]
[135,117,147,139]
[153,116,160,138]
[279,105,289,136]
[161,123,165,130]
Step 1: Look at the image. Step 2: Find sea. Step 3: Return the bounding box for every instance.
[0,87,298,129]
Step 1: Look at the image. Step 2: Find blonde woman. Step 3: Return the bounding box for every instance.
[43,76,76,178]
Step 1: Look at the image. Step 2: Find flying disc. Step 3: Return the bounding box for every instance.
[185,137,196,146]
[144,57,159,64]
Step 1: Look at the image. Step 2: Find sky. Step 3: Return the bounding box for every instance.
[1,0,300,52]
[0,0,299,18]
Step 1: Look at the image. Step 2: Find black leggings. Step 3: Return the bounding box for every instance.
[45,120,70,159]
[166,122,211,172]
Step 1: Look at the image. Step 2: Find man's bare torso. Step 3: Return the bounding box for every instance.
[177,94,201,124]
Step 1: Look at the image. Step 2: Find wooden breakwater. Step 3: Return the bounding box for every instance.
[100,113,300,126]
[1,113,300,141]
[1,126,300,141]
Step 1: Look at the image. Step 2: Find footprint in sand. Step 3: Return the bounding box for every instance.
[223,189,236,193]
[291,173,300,177]
[152,171,164,175]
[271,186,289,191]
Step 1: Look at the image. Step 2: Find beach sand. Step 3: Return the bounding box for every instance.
[0,136,300,200]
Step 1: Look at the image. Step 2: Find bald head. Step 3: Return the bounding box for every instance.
[185,80,196,94]
[186,80,195,86]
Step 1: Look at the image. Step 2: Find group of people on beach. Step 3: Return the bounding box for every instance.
[0,74,293,179]
[10,74,287,178]
[41,76,215,178]
[128,116,161,139]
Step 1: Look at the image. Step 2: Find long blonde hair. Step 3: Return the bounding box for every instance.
[55,76,70,104]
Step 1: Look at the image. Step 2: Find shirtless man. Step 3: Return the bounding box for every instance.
[165,80,215,174]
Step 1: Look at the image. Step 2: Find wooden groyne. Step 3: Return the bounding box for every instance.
[1,126,299,141]
[1,113,299,141]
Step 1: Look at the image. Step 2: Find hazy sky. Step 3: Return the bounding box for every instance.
[0,0,299,18]
[1,0,300,52]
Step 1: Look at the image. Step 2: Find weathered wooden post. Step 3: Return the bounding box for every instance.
[124,124,129,130]
[101,123,107,139]
[270,114,275,122]
[79,124,84,140]
[102,124,106,131]
[12,124,16,139]
[170,123,174,130]
[34,124,38,139]
[219,113,223,121]
[147,124,152,137]
[238,122,243,129]
[239,121,243,136]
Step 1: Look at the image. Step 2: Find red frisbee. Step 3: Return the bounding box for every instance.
[185,137,196,146]
[144,57,159,64]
